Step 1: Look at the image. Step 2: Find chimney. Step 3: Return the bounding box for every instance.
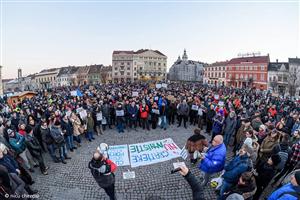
[276,59,278,63]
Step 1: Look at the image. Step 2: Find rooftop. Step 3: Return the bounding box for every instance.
[228,55,270,65]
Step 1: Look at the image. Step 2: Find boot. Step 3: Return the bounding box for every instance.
[25,185,38,195]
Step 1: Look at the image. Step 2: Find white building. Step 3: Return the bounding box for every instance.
[34,68,60,89]
[112,49,167,83]
[267,61,289,95]
[168,49,204,82]
[57,67,79,87]
[204,61,228,86]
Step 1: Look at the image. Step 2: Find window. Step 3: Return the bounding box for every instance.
[249,66,253,70]
[134,67,137,71]
[253,74,257,80]
[245,74,248,80]
[229,74,232,79]
[127,72,130,75]
[240,74,244,79]
[158,63,161,66]
[114,72,118,76]
[219,72,221,77]
[149,62,152,66]
[164,63,166,67]
[236,74,239,79]
[245,66,248,70]
[120,71,124,75]
[134,73,137,76]
[261,65,265,71]
[115,67,117,71]
[127,62,130,65]
[127,67,130,70]
[222,73,225,78]
[260,74,264,81]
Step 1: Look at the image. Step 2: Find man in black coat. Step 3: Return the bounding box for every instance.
[25,126,48,175]
[178,166,205,200]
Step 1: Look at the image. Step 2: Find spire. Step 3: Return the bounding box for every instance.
[182,49,188,61]
[177,55,181,61]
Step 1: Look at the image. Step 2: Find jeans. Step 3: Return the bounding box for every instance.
[73,135,81,144]
[103,184,116,200]
[117,122,124,133]
[160,116,168,129]
[47,144,57,161]
[19,148,36,169]
[65,135,75,150]
[58,144,67,161]
[224,132,233,146]
[86,131,94,141]
[218,180,233,200]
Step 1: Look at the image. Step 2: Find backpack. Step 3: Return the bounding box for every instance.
[276,145,289,171]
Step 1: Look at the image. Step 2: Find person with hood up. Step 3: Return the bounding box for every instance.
[224,111,237,146]
[219,145,253,200]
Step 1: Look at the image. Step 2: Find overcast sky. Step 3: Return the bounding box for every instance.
[1,0,299,79]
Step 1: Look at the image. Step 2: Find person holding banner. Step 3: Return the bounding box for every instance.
[140,102,150,131]
[115,103,125,133]
[88,151,117,200]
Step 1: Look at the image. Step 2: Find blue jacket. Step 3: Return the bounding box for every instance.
[0,154,18,174]
[268,183,300,200]
[292,122,300,134]
[222,154,250,184]
[9,132,26,154]
[199,143,226,174]
[212,116,224,134]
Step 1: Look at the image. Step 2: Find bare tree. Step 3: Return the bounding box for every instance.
[288,68,300,96]
[100,71,109,84]
[270,80,278,92]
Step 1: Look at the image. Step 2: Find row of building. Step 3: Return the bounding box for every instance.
[2,65,112,93]
[1,48,300,97]
[202,56,300,96]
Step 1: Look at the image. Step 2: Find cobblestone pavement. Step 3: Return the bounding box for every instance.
[31,124,220,200]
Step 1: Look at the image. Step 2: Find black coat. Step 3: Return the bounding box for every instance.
[25,134,42,158]
[88,159,115,188]
[183,171,205,200]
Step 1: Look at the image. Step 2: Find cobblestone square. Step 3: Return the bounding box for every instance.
[31,125,218,200]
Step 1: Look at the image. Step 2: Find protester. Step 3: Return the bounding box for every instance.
[88,151,117,200]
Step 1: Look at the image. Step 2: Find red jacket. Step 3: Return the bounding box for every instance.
[139,105,149,119]
[268,108,277,117]
[106,159,117,173]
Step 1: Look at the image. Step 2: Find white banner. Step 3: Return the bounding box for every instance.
[162,83,168,88]
[129,138,181,168]
[156,84,162,89]
[132,92,139,97]
[191,105,199,111]
[108,145,130,166]
[116,110,125,117]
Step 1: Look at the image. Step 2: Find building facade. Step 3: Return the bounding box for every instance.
[226,55,270,90]
[88,65,103,84]
[203,61,228,86]
[268,61,289,95]
[168,50,204,82]
[100,65,112,84]
[112,49,167,83]
[75,66,90,86]
[57,67,79,87]
[288,57,300,97]
[34,68,60,89]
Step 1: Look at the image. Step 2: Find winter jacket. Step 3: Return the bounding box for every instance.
[177,103,189,116]
[50,126,65,144]
[40,126,54,145]
[88,158,117,188]
[228,180,256,200]
[61,120,73,136]
[255,161,277,188]
[268,183,300,200]
[292,122,300,135]
[25,134,42,158]
[87,116,95,132]
[128,105,138,120]
[139,105,149,119]
[71,115,82,136]
[236,125,253,146]
[199,143,226,174]
[259,135,279,162]
[0,154,19,174]
[222,154,252,184]
[224,117,237,137]
[9,133,26,155]
[212,115,224,134]
[102,104,110,118]
[183,171,205,200]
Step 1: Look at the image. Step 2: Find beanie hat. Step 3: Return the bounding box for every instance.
[271,154,281,166]
[226,193,244,200]
[243,138,253,148]
[294,171,300,185]
[54,120,61,126]
[25,126,33,134]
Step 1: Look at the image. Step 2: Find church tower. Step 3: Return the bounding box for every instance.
[182,49,188,61]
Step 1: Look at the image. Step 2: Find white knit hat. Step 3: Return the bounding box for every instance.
[244,138,253,148]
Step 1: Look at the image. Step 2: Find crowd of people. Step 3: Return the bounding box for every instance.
[0,82,299,199]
